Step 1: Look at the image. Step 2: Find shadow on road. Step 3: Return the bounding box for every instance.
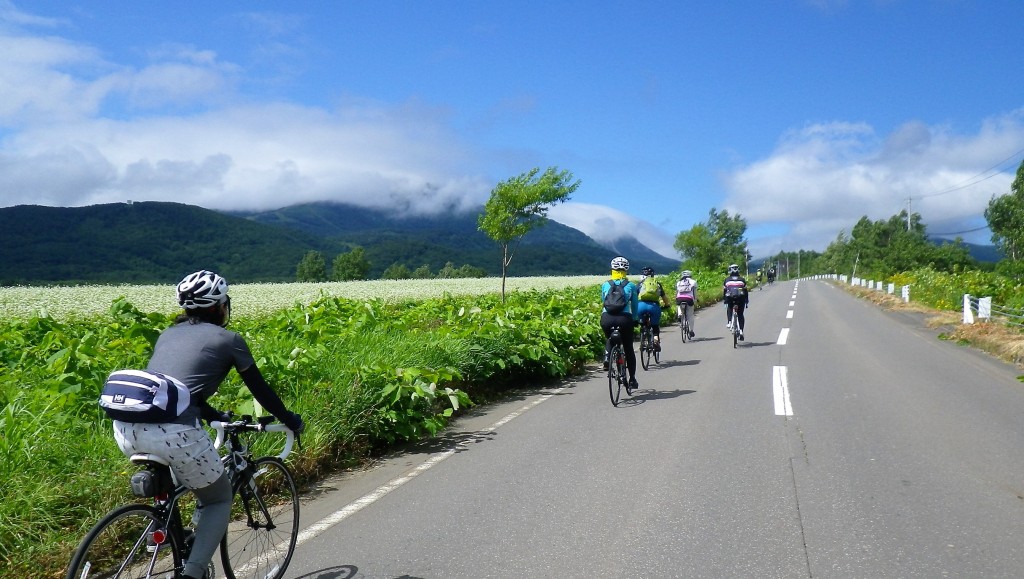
[292,565,361,579]
[646,359,700,369]
[633,389,696,401]
[688,336,722,342]
[294,565,426,579]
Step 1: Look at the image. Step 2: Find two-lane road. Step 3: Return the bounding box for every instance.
[282,280,1024,578]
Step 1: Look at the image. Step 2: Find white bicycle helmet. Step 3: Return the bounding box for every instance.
[177,270,229,309]
[728,264,740,274]
[610,256,630,271]
[681,270,692,278]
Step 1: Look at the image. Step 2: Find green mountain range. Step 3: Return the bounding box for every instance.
[0,201,680,285]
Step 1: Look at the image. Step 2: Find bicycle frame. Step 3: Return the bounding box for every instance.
[67,418,296,579]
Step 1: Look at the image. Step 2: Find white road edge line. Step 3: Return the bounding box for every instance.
[786,310,794,319]
[293,390,560,548]
[777,327,790,345]
[773,366,793,416]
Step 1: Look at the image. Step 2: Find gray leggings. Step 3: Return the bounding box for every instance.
[186,473,232,578]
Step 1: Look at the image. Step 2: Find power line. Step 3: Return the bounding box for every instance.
[914,146,1024,200]
[930,225,989,236]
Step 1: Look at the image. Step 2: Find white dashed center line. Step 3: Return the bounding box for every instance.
[773,365,793,416]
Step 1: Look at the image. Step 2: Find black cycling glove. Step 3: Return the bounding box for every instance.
[280,411,305,434]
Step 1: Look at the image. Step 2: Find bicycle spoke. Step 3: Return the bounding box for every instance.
[221,457,298,579]
[66,505,180,579]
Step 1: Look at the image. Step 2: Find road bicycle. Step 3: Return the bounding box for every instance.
[677,302,693,343]
[727,302,741,348]
[639,313,659,370]
[66,415,299,579]
[607,326,632,406]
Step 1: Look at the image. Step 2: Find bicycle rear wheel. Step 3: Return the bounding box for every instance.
[66,504,180,579]
[221,457,299,579]
[640,330,652,370]
[621,355,632,395]
[608,345,622,406]
[732,307,739,348]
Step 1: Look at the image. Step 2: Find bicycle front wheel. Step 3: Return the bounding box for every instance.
[66,504,180,579]
[608,346,622,406]
[221,457,299,579]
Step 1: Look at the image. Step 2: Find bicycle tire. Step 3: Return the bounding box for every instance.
[732,306,739,348]
[221,457,299,579]
[680,318,688,343]
[608,345,622,406]
[654,338,661,364]
[640,330,651,370]
[621,355,632,395]
[66,504,181,579]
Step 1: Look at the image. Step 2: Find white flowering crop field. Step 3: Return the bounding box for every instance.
[0,276,607,320]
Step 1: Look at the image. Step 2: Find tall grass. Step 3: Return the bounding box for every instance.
[1,282,607,578]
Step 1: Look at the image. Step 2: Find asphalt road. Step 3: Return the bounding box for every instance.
[281,279,1024,579]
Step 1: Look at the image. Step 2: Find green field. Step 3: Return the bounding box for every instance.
[0,271,725,578]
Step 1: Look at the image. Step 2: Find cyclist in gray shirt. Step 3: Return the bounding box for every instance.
[112,270,304,579]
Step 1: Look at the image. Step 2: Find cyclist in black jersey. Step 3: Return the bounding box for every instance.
[723,264,750,340]
[110,270,304,579]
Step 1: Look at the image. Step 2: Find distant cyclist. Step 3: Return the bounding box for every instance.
[601,256,640,391]
[636,266,671,351]
[675,270,698,338]
[722,264,749,341]
[767,266,776,286]
[755,268,764,289]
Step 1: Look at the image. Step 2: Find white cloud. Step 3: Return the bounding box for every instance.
[0,8,490,213]
[0,101,494,213]
[723,112,1024,255]
[0,0,65,29]
[548,202,678,259]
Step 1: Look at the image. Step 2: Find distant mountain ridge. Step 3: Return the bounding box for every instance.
[931,237,1002,263]
[0,201,680,285]
[234,201,680,274]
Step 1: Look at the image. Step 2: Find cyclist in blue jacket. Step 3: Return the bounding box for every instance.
[601,256,640,391]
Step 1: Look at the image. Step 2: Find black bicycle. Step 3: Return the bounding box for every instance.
[66,415,299,579]
[607,326,632,406]
[639,313,659,370]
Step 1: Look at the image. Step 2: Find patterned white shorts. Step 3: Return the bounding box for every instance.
[113,420,224,489]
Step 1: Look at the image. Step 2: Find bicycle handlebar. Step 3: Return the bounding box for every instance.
[210,420,296,461]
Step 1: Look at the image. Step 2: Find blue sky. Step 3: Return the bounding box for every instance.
[2,1,1023,259]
